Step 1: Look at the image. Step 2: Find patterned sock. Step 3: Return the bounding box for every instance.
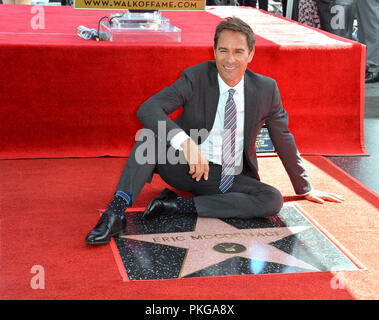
[106,191,131,219]
[175,197,197,214]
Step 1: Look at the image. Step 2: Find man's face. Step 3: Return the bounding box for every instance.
[214,30,254,87]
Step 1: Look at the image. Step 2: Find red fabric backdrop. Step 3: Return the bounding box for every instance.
[0,5,366,158]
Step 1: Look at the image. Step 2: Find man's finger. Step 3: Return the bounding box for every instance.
[203,164,209,181]
[191,166,198,179]
[324,194,344,203]
[200,164,207,181]
[313,196,325,204]
[328,193,345,202]
[189,164,195,175]
[192,164,203,180]
[306,194,325,204]
[317,192,344,203]
[198,163,207,181]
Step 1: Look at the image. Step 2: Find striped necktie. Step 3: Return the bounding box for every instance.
[219,88,237,193]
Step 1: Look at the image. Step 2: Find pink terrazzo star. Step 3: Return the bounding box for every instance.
[122,217,319,277]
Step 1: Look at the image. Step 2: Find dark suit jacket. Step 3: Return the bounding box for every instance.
[137,61,312,195]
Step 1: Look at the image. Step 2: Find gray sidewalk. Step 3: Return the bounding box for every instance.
[365,82,379,118]
[328,82,379,194]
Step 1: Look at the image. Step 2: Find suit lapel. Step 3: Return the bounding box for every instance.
[204,62,220,131]
[244,73,259,151]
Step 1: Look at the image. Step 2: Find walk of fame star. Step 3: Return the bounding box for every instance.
[113,205,359,280]
[121,218,319,277]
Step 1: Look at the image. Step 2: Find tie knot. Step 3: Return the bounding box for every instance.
[228,88,235,96]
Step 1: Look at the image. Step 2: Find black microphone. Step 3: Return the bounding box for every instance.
[77,26,110,41]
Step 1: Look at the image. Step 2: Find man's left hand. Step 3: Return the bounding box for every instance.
[304,190,345,204]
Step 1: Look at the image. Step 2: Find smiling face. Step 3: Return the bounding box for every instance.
[214,29,254,88]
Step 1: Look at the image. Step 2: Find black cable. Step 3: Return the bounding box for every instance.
[96,16,110,41]
[96,13,127,41]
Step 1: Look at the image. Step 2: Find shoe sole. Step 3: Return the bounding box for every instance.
[142,197,157,219]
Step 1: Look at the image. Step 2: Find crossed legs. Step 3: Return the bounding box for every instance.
[114,139,284,219]
[86,141,283,244]
[156,159,283,219]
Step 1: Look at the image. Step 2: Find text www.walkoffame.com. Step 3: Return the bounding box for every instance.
[82,0,199,9]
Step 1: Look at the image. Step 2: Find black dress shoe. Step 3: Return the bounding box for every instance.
[159,188,179,201]
[85,211,126,245]
[365,71,379,83]
[143,188,179,219]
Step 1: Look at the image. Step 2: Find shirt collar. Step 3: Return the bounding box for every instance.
[217,74,244,96]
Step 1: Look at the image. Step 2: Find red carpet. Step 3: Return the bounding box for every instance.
[0,5,366,158]
[0,156,378,299]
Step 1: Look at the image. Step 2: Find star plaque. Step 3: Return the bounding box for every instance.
[112,204,360,280]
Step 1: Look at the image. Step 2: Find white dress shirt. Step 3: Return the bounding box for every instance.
[170,74,245,167]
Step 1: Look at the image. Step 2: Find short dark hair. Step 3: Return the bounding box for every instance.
[214,17,256,53]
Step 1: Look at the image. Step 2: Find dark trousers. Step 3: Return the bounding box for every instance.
[116,138,283,219]
[356,0,379,73]
[243,0,269,11]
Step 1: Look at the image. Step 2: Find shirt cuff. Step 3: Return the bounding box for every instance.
[170,131,190,151]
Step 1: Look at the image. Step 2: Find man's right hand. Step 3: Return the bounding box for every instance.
[181,138,209,182]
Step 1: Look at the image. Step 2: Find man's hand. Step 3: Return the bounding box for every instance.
[181,138,209,182]
[304,190,345,204]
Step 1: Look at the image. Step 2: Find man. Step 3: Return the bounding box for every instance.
[356,0,379,83]
[316,0,356,40]
[85,17,344,245]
